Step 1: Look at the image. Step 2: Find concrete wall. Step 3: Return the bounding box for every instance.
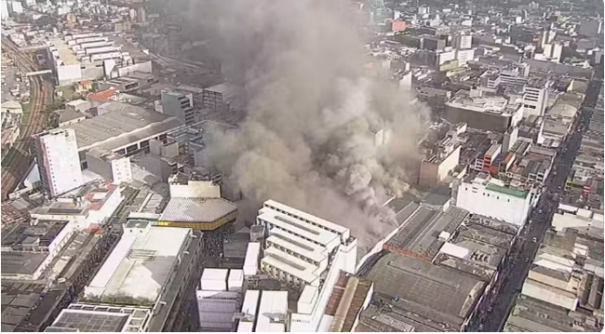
[57,64,83,86]
[444,106,511,132]
[455,182,532,226]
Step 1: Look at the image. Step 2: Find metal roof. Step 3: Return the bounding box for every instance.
[159,197,237,223]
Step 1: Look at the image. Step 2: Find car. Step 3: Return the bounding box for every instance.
[532,237,538,243]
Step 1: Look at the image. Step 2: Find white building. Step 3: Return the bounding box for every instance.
[552,207,604,232]
[251,200,359,331]
[456,48,475,66]
[47,33,152,86]
[197,268,242,331]
[33,128,83,198]
[237,290,289,332]
[455,34,473,49]
[522,78,551,117]
[454,174,533,227]
[86,148,133,185]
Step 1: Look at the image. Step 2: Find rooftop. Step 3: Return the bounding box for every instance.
[83,223,191,304]
[159,197,237,224]
[55,109,85,125]
[385,206,468,261]
[46,304,152,333]
[485,182,529,199]
[504,295,602,332]
[1,282,66,332]
[446,89,520,116]
[50,38,80,65]
[66,102,182,151]
[366,252,485,325]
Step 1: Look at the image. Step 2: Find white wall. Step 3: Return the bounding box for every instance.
[111,157,133,184]
[455,181,532,226]
[57,64,83,86]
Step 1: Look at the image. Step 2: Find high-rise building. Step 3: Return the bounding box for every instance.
[161,91,195,125]
[523,78,550,117]
[454,34,472,49]
[33,128,83,198]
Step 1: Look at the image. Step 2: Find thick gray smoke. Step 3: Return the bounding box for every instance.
[197,0,428,247]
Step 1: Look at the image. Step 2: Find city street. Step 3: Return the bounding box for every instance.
[475,79,603,332]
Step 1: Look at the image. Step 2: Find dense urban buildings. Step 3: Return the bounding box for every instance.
[1,0,603,332]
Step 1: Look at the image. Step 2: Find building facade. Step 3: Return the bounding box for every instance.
[454,174,533,226]
[33,128,84,198]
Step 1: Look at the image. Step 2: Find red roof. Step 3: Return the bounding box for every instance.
[79,79,93,85]
[88,88,117,102]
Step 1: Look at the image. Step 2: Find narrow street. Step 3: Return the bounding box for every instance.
[473,79,603,332]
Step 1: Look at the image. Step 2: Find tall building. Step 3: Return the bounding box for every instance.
[454,34,472,49]
[161,91,195,125]
[252,200,359,331]
[523,78,550,117]
[33,128,83,198]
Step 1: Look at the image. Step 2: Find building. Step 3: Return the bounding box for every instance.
[158,197,237,230]
[197,268,242,331]
[33,128,84,198]
[30,181,124,230]
[456,48,475,66]
[455,34,473,49]
[419,136,461,187]
[168,172,221,198]
[202,83,239,112]
[324,272,374,332]
[453,173,533,226]
[47,33,152,86]
[85,148,133,184]
[578,19,604,37]
[55,109,86,127]
[503,227,604,332]
[445,89,523,132]
[65,102,182,169]
[1,220,75,281]
[161,91,195,125]
[252,200,359,331]
[422,36,446,51]
[523,78,550,117]
[236,290,289,332]
[53,221,203,332]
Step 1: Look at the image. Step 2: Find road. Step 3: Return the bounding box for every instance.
[471,78,603,332]
[1,37,53,201]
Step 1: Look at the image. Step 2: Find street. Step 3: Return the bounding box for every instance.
[472,78,603,332]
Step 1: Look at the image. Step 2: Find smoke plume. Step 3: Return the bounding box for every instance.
[196,0,428,247]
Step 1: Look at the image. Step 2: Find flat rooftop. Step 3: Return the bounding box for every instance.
[48,309,129,332]
[366,252,485,324]
[258,207,341,248]
[2,220,68,249]
[504,295,602,332]
[83,223,190,304]
[159,197,237,223]
[446,90,519,116]
[385,206,468,260]
[67,102,182,151]
[47,304,152,333]
[50,38,80,65]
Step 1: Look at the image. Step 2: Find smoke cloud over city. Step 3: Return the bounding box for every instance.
[196,0,428,247]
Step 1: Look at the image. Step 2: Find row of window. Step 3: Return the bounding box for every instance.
[266,241,320,267]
